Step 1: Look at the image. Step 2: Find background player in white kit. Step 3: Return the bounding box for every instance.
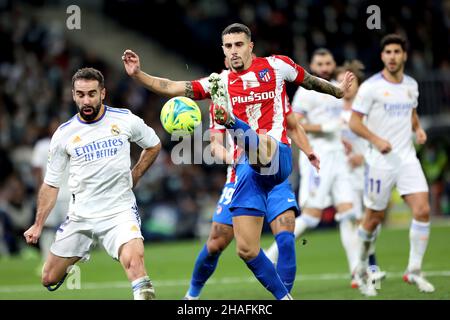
[24,68,161,300]
[265,49,359,283]
[31,118,70,267]
[336,60,385,287]
[350,34,434,296]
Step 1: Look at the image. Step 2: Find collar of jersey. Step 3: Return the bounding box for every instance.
[76,104,107,124]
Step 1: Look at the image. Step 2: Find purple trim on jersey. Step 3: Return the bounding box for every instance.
[76,104,107,124]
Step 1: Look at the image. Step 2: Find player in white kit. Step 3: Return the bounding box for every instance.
[265,49,359,283]
[350,34,434,296]
[24,68,161,300]
[336,61,385,288]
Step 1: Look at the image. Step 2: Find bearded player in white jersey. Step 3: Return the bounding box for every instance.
[350,34,434,296]
[24,68,161,300]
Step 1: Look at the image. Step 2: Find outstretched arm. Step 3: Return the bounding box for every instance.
[301,70,354,99]
[122,49,194,98]
[24,183,59,244]
[287,112,320,171]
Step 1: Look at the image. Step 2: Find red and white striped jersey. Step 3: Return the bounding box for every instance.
[193,56,305,144]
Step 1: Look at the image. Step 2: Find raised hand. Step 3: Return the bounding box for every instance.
[337,71,355,98]
[122,49,141,77]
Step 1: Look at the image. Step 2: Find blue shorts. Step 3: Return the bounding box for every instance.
[213,180,299,225]
[229,141,293,216]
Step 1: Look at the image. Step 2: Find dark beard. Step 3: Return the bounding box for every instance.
[79,103,102,121]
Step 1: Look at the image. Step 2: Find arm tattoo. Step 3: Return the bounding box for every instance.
[159,79,169,89]
[301,71,343,98]
[184,81,194,98]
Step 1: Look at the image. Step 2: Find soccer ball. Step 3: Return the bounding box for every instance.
[160,96,201,134]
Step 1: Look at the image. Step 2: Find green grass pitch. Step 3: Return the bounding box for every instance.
[0,224,449,300]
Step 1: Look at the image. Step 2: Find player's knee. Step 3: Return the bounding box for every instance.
[412,203,431,221]
[236,245,258,261]
[206,239,227,254]
[41,270,61,287]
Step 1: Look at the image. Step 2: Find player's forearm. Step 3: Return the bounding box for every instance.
[34,183,59,227]
[412,110,422,132]
[288,126,313,156]
[301,123,323,133]
[132,71,189,98]
[349,114,379,145]
[132,143,161,187]
[301,72,344,98]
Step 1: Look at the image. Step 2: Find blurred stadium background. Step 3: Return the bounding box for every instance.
[0,0,449,299]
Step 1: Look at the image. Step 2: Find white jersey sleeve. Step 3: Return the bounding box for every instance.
[129,113,160,149]
[44,130,69,188]
[31,138,50,170]
[352,81,375,115]
[291,87,314,115]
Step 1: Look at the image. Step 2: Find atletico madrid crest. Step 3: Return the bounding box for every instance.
[258,68,271,82]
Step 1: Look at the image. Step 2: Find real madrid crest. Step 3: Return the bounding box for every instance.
[111,124,121,136]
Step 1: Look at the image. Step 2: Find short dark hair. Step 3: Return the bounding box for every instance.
[311,48,333,59]
[380,34,408,51]
[336,60,365,85]
[72,67,104,88]
[222,23,251,40]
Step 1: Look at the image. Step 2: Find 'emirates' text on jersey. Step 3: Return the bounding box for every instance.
[193,56,305,144]
[352,72,419,169]
[44,106,160,220]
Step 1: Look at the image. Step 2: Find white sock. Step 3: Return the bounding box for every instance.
[407,219,430,272]
[281,293,293,300]
[294,214,320,238]
[131,276,155,300]
[339,217,359,273]
[265,241,279,264]
[368,224,381,257]
[356,226,376,273]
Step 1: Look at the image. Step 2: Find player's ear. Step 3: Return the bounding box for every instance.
[249,41,254,52]
[72,89,76,101]
[101,87,106,100]
[403,51,408,63]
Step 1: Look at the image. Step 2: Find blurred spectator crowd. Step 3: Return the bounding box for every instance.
[1,0,450,257]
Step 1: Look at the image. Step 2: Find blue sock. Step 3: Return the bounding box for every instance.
[245,249,289,300]
[369,253,377,266]
[275,231,296,292]
[188,244,220,297]
[229,117,260,153]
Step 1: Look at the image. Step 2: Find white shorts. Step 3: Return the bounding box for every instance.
[353,188,364,220]
[50,207,143,261]
[363,159,429,211]
[299,150,354,209]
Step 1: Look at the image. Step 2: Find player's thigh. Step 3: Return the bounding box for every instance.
[363,165,396,211]
[99,209,144,261]
[331,160,354,207]
[232,215,265,253]
[302,154,334,210]
[397,160,429,201]
[50,218,94,261]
